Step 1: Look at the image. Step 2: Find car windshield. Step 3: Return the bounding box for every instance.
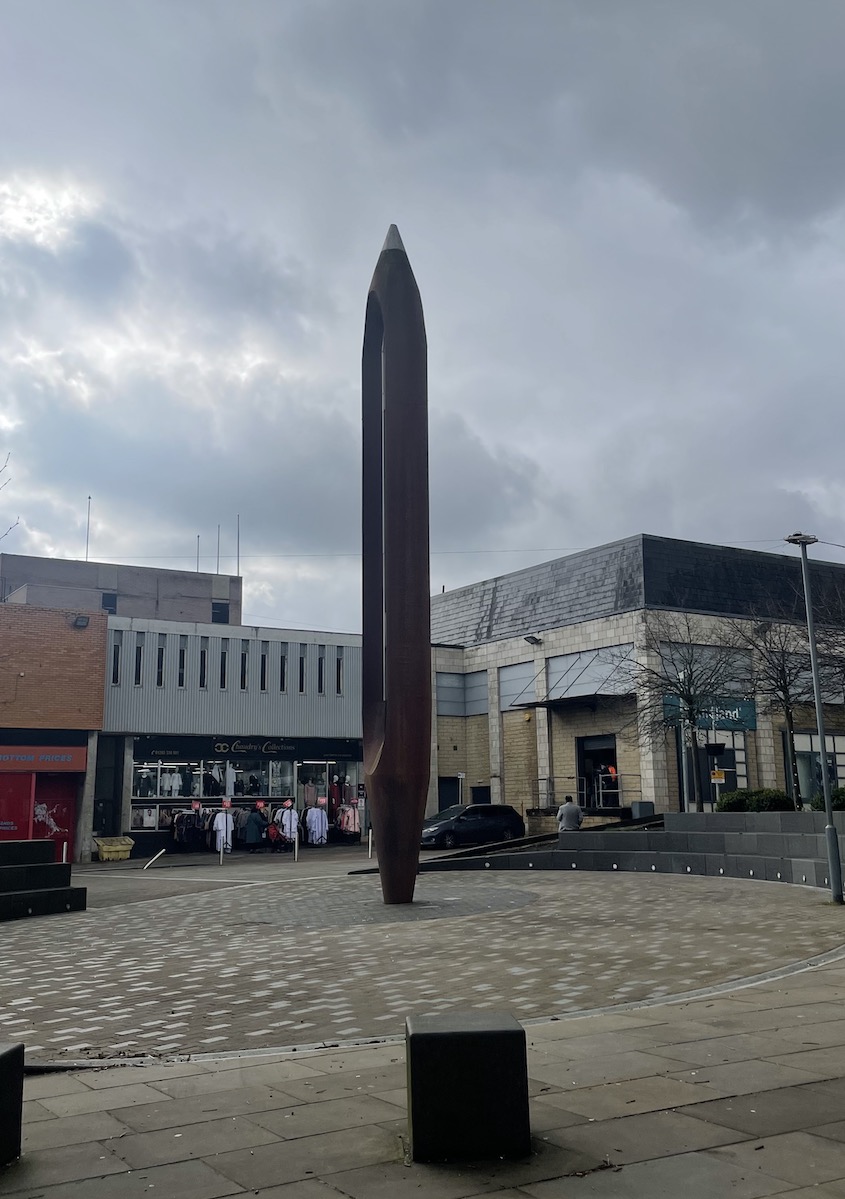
[423,806,464,823]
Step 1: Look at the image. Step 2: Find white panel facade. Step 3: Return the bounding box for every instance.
[105,618,362,739]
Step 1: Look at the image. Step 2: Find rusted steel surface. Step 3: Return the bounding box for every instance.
[362,225,431,904]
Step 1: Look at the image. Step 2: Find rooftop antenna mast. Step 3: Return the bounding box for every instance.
[85,496,92,562]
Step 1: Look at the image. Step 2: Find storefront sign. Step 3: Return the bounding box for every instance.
[256,800,265,809]
[662,697,757,731]
[710,769,726,783]
[191,800,201,811]
[0,746,88,772]
[222,798,232,808]
[135,735,363,762]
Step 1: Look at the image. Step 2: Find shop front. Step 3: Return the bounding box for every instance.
[0,740,88,861]
[129,734,364,850]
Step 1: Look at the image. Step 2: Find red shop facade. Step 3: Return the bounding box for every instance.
[0,732,89,862]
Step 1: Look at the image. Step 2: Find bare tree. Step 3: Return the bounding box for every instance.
[631,611,750,811]
[0,453,19,542]
[727,617,812,808]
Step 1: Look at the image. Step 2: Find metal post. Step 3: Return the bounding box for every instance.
[294,825,299,862]
[196,535,200,572]
[85,496,91,561]
[787,532,843,904]
[368,827,373,859]
[680,724,691,812]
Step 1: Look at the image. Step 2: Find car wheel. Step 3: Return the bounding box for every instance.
[443,832,457,849]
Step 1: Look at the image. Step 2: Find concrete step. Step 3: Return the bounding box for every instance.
[0,863,71,893]
[0,887,86,923]
[0,840,56,867]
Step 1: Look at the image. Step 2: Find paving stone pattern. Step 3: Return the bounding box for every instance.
[2,866,844,1060]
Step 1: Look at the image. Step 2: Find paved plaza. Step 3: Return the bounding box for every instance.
[3,853,845,1196]
[2,850,845,1060]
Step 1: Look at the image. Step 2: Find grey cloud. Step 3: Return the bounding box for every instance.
[3,0,845,634]
[1,220,137,312]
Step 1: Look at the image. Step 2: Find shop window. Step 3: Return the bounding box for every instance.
[260,642,268,691]
[336,646,343,695]
[101,592,117,614]
[134,632,145,686]
[317,645,326,695]
[220,638,229,689]
[786,731,843,803]
[211,601,229,624]
[299,644,307,693]
[178,636,187,688]
[156,633,166,687]
[240,639,249,690]
[279,643,288,692]
[199,636,208,689]
[111,631,122,685]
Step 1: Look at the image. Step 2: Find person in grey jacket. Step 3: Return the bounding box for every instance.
[556,795,583,831]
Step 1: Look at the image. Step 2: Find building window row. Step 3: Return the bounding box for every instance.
[111,632,347,696]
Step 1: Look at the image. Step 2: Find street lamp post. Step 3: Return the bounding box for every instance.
[785,532,844,904]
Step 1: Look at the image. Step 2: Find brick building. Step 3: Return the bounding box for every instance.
[0,604,107,861]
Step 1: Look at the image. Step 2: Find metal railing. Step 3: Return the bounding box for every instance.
[533,774,642,809]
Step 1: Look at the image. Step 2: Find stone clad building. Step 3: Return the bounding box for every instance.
[430,535,845,818]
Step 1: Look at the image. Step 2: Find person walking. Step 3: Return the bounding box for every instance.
[245,803,267,854]
[556,794,583,831]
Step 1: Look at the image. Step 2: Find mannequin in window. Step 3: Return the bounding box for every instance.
[329,775,341,820]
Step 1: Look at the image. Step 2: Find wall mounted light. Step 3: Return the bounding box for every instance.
[524,634,542,646]
[72,615,90,629]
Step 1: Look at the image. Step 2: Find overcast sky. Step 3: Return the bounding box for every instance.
[2,0,845,633]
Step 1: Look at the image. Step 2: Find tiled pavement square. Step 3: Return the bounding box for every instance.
[274,1064,408,1103]
[23,1110,131,1152]
[681,1081,845,1137]
[5,1159,244,1199]
[112,1083,301,1132]
[249,1094,403,1139]
[526,1048,685,1089]
[541,1074,725,1120]
[0,1140,130,1194]
[522,1150,793,1197]
[111,1113,280,1168]
[769,1043,845,1079]
[541,1108,747,1163]
[211,1123,403,1188]
[664,1058,824,1095]
[38,1081,170,1117]
[707,1131,845,1187]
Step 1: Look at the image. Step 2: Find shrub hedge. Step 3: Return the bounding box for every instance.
[809,788,845,811]
[715,788,795,812]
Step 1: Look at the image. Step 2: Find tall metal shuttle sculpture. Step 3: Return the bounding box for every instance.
[362,225,431,905]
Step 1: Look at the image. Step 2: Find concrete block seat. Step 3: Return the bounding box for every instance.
[0,1043,23,1167]
[406,1012,530,1162]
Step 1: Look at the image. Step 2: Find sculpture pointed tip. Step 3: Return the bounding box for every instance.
[381,224,406,253]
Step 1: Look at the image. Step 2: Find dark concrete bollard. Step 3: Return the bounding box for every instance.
[405,1011,531,1162]
[0,1043,24,1166]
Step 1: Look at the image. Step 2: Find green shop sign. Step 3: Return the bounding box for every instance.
[662,695,757,731]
